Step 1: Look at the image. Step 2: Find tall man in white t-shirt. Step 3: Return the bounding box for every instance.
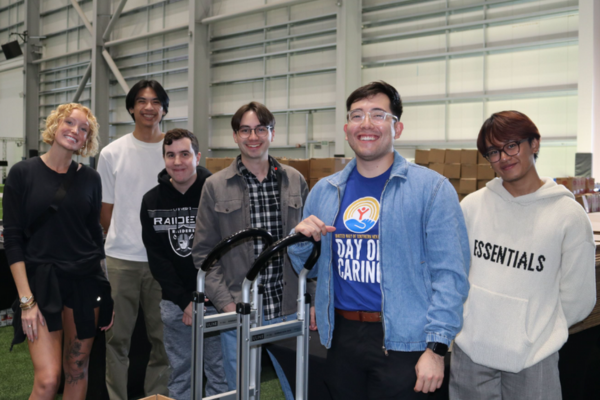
[97,80,171,399]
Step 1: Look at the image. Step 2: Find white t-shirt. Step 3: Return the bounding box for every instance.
[97,133,164,261]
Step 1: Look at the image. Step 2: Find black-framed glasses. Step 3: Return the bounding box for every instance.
[347,110,398,125]
[485,139,529,163]
[236,125,272,138]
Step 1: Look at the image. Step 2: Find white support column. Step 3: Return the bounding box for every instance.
[23,0,42,158]
[92,0,111,159]
[188,0,211,166]
[335,0,362,156]
[577,0,600,178]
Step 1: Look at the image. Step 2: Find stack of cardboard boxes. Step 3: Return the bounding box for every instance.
[205,157,353,190]
[205,157,236,174]
[556,177,598,213]
[415,149,496,201]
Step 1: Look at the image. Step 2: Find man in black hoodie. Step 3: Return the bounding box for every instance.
[140,129,227,399]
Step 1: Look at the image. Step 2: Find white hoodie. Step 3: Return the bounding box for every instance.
[455,177,596,373]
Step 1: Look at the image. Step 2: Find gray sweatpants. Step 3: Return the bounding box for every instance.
[449,343,561,400]
[160,300,228,399]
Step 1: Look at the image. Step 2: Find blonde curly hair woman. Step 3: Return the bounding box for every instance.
[3,103,113,400]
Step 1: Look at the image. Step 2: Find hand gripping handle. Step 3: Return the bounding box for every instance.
[199,228,274,272]
[246,233,321,282]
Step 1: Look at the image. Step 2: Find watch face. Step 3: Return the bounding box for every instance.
[20,296,29,303]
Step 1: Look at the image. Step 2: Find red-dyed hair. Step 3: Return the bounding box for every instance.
[476,110,541,160]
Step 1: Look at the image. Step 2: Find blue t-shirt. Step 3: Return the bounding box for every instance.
[333,165,391,312]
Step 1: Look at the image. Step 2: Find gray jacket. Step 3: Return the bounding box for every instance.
[192,157,312,315]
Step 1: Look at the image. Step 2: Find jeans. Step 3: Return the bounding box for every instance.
[221,313,296,400]
[160,300,228,399]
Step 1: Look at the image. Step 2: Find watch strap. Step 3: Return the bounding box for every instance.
[427,342,448,356]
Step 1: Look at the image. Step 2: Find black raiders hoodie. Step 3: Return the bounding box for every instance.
[141,166,212,311]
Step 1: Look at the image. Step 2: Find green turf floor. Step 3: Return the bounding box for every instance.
[0,326,284,399]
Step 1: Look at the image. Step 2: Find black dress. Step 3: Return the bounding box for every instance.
[3,157,113,346]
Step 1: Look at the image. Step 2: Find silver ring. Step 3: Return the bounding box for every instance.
[28,325,31,328]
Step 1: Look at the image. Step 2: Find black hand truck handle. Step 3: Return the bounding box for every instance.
[246,233,321,282]
[199,228,274,272]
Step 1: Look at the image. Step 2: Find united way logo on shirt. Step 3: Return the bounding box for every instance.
[343,197,380,233]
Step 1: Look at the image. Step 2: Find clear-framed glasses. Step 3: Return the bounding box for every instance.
[236,125,271,139]
[347,110,398,125]
[485,139,529,163]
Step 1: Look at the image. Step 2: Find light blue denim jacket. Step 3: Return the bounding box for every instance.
[288,151,470,351]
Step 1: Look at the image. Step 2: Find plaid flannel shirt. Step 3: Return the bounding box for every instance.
[237,156,284,320]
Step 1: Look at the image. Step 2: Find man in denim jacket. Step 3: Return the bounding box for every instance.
[288,81,470,399]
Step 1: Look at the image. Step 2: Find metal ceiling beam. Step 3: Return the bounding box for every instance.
[92,0,110,160]
[23,0,42,158]
[72,62,92,102]
[102,49,129,94]
[104,24,188,48]
[188,0,211,168]
[336,0,362,157]
[102,0,127,41]
[200,0,315,25]
[70,0,93,34]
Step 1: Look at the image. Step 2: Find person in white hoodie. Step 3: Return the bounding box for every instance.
[449,110,596,400]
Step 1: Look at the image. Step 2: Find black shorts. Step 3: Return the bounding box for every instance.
[11,262,107,347]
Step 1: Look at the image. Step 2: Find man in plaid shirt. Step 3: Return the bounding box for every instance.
[192,101,314,400]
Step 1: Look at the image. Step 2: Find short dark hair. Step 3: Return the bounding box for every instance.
[346,81,403,120]
[163,128,199,156]
[231,101,276,132]
[126,80,169,121]
[477,110,541,160]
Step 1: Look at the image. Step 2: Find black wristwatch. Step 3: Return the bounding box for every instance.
[426,342,448,357]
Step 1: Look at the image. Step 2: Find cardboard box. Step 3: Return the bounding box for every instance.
[461,164,478,179]
[458,178,477,194]
[477,179,491,190]
[458,194,466,202]
[449,179,460,192]
[575,193,600,213]
[429,149,446,164]
[139,395,175,400]
[477,152,488,164]
[460,149,478,165]
[277,159,311,181]
[309,178,322,190]
[310,158,352,179]
[414,150,430,165]
[205,157,234,174]
[445,149,462,164]
[288,159,310,181]
[586,177,595,193]
[556,177,587,195]
[477,164,496,180]
[443,164,461,179]
[429,163,445,175]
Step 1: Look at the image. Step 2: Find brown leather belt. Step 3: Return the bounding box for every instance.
[335,308,382,323]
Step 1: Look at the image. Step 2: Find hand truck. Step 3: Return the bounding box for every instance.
[191,228,274,400]
[236,233,320,400]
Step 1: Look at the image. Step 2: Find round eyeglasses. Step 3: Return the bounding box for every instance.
[485,139,529,163]
[236,125,271,139]
[347,110,398,125]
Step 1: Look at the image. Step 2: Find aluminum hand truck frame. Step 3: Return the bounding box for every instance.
[191,228,274,400]
[237,233,321,400]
